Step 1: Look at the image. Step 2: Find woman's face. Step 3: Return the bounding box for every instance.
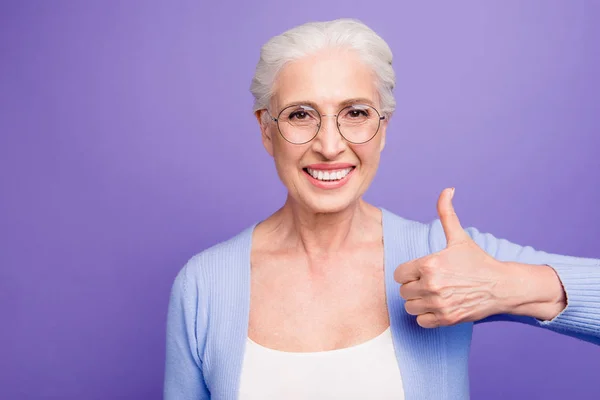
[258,48,388,214]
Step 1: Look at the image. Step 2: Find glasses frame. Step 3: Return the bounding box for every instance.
[267,103,386,145]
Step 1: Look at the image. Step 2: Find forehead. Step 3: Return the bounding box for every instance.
[272,49,379,110]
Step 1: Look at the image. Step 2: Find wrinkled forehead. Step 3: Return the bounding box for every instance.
[270,49,380,113]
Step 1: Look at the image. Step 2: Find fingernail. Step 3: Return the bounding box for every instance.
[450,187,455,199]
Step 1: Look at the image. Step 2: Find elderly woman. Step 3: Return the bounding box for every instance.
[164,19,600,399]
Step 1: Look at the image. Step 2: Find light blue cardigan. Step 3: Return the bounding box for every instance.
[164,208,600,400]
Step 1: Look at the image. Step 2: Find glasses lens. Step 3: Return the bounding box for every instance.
[338,104,381,143]
[277,105,320,144]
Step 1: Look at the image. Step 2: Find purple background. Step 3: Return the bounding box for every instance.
[1,1,599,399]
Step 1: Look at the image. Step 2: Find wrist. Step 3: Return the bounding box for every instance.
[496,261,566,321]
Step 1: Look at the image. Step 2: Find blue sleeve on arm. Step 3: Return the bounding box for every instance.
[164,261,210,399]
[429,219,600,345]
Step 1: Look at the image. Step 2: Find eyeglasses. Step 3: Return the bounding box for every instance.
[267,103,385,145]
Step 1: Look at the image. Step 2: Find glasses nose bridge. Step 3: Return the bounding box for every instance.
[317,113,340,134]
[314,113,345,154]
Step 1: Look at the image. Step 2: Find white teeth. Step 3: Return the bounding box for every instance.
[306,167,353,182]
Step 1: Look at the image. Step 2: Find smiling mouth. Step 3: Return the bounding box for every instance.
[303,167,355,182]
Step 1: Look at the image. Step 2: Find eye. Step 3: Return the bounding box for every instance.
[289,111,309,120]
[343,105,371,120]
[282,105,318,123]
[347,109,369,118]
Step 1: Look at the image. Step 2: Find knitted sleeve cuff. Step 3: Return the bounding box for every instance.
[537,262,600,337]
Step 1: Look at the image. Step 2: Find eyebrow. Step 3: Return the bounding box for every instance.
[279,97,376,111]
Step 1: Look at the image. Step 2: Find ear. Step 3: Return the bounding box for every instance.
[379,116,389,152]
[255,110,274,157]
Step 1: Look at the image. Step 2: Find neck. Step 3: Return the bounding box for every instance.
[267,195,381,258]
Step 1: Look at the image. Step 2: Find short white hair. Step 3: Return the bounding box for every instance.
[250,18,396,118]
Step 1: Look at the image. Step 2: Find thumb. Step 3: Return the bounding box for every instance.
[437,187,469,247]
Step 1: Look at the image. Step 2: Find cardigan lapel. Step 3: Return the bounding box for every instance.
[382,208,451,400]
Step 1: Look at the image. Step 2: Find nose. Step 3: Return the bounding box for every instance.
[311,115,346,159]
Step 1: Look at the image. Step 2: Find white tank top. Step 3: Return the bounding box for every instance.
[238,326,405,399]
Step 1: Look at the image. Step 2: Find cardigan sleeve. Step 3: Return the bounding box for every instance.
[429,219,600,345]
[164,261,210,399]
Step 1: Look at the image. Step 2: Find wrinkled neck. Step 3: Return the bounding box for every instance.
[271,196,381,258]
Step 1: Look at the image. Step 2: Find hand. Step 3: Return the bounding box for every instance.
[393,188,510,328]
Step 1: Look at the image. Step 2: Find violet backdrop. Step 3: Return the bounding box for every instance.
[1,1,599,399]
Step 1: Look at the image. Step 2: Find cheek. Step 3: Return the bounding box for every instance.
[353,143,382,166]
[272,139,305,171]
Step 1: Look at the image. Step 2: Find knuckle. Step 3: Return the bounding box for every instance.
[423,279,443,294]
[429,296,446,310]
[439,287,454,299]
[438,309,459,325]
[436,312,452,326]
[420,257,439,273]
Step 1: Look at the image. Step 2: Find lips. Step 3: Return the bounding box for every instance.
[305,167,353,181]
[304,163,355,170]
[302,165,356,189]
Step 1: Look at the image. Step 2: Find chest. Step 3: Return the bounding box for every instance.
[248,248,390,352]
[199,219,474,400]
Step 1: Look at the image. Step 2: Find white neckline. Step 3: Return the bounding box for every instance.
[246,326,392,356]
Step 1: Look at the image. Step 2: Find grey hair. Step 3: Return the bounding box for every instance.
[250,18,396,119]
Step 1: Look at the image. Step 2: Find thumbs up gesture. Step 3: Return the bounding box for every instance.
[393,188,508,328]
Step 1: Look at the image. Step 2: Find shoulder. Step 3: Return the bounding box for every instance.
[381,207,502,257]
[381,208,434,233]
[380,208,445,255]
[171,224,255,294]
